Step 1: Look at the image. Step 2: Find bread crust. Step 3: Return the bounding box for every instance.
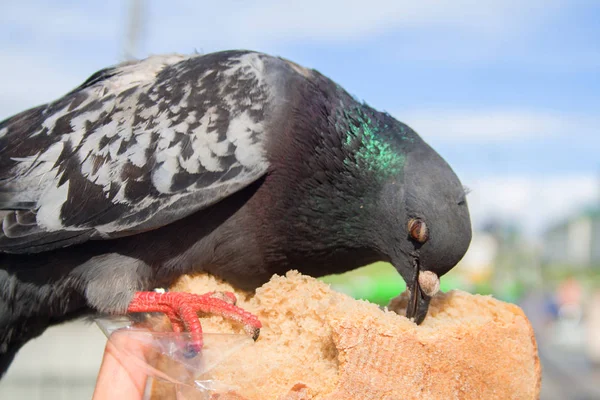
[148,271,540,400]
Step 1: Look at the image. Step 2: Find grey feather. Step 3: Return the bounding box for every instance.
[0,51,275,253]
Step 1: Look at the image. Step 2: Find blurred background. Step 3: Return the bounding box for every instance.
[0,1,598,399]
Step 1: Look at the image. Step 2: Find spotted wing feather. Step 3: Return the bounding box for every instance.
[0,51,274,253]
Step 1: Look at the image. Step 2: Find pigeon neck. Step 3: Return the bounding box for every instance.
[337,107,407,181]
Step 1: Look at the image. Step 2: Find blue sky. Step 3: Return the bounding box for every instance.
[1,0,598,237]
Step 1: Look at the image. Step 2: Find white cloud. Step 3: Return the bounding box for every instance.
[463,175,599,238]
[399,109,597,142]
[0,3,121,118]
[1,1,567,51]
[144,0,566,52]
[0,0,573,117]
[0,52,88,119]
[0,1,572,63]
[0,3,117,41]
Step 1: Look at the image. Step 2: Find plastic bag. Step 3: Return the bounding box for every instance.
[95,316,254,399]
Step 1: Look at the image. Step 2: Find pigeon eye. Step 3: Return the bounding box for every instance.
[408,218,428,243]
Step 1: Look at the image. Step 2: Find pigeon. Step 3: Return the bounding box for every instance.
[0,50,472,377]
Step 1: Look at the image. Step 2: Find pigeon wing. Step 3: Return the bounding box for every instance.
[0,51,275,253]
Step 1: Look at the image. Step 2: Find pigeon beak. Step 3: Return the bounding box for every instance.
[405,261,440,324]
[406,275,430,324]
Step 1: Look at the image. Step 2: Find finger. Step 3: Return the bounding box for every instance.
[92,331,149,400]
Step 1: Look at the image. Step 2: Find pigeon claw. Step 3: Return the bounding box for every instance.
[183,343,201,359]
[249,327,261,341]
[126,291,262,354]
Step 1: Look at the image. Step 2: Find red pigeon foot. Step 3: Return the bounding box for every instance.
[126,291,261,356]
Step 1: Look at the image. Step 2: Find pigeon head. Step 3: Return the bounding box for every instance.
[294,104,472,325]
[376,120,472,324]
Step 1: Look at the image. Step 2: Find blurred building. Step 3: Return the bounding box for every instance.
[454,231,498,284]
[542,207,600,270]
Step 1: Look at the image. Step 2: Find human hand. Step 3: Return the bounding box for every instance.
[92,330,149,400]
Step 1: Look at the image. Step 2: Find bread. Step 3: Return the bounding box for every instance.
[148,271,541,399]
